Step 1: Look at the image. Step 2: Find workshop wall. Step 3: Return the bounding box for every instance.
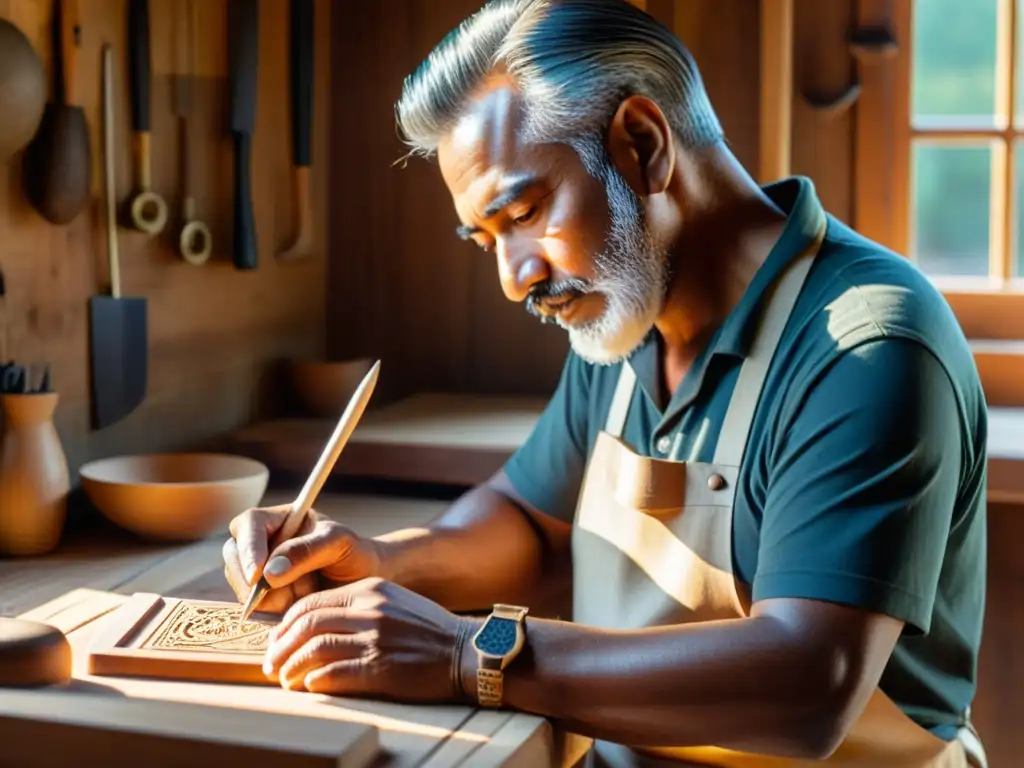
[327,0,857,400]
[0,0,332,477]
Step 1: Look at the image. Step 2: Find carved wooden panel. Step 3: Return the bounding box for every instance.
[87,593,280,685]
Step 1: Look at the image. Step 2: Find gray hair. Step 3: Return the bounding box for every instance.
[395,0,724,175]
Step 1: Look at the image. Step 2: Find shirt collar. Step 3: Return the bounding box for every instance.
[711,175,827,358]
[626,175,827,411]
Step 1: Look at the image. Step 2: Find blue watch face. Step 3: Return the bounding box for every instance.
[474,616,518,655]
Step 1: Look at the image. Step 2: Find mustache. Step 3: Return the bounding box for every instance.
[525,279,591,321]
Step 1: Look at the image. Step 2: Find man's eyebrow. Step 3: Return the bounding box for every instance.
[482,175,539,218]
[455,174,541,240]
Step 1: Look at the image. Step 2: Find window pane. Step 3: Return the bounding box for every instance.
[1018,0,1024,127]
[912,0,998,129]
[1016,141,1024,277]
[911,143,991,277]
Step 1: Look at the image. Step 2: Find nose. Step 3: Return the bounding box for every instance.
[496,239,549,303]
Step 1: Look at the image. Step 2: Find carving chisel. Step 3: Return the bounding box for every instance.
[239,360,382,622]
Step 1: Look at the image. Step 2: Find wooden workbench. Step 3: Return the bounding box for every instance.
[0,491,589,767]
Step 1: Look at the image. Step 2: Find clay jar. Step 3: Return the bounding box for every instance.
[0,392,69,556]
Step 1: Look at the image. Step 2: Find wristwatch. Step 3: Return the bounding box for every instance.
[470,603,529,707]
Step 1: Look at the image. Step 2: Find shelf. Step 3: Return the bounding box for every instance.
[224,393,548,487]
[223,393,1024,504]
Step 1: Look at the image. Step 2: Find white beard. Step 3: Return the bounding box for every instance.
[561,160,669,366]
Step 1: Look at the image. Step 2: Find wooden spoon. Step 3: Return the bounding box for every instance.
[21,0,92,226]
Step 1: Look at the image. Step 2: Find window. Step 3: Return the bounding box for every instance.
[858,0,1024,339]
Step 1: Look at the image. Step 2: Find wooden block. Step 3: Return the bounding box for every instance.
[87,592,281,685]
[0,688,381,767]
[0,618,71,687]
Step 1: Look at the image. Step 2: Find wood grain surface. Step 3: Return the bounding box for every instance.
[0,0,332,479]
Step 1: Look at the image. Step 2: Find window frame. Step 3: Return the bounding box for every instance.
[856,0,1024,341]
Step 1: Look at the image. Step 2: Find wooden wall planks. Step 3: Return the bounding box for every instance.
[327,0,857,401]
[0,0,332,478]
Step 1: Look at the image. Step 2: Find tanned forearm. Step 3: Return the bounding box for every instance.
[370,474,563,612]
[459,599,901,760]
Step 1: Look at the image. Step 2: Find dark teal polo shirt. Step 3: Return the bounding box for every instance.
[503,176,987,741]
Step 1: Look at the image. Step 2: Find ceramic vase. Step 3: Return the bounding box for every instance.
[0,392,69,556]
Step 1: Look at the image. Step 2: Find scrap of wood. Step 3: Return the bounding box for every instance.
[0,688,381,768]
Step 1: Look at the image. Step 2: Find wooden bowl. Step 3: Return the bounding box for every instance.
[287,357,376,417]
[79,453,269,542]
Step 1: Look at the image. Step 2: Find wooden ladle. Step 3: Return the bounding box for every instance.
[126,0,167,235]
[21,0,91,225]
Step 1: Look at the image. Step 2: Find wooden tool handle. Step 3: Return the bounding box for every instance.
[102,45,121,299]
[134,132,153,189]
[232,134,257,270]
[293,166,311,223]
[59,0,81,107]
[128,0,151,133]
[289,0,314,168]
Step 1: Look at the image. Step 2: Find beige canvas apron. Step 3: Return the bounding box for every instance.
[571,220,987,768]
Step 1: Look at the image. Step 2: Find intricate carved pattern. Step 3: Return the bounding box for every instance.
[141,602,271,654]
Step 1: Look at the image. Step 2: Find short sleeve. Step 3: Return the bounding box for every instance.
[752,338,963,635]
[502,351,592,523]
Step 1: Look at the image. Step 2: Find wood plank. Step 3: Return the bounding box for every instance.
[0,689,380,768]
[791,0,855,223]
[452,714,554,768]
[759,0,795,182]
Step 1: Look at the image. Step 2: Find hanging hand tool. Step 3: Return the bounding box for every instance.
[277,0,315,261]
[21,0,91,225]
[228,0,259,270]
[90,44,148,430]
[127,0,168,235]
[174,0,211,265]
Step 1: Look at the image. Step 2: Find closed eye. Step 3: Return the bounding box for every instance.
[513,206,538,226]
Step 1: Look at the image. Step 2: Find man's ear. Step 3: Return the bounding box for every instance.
[605,95,675,196]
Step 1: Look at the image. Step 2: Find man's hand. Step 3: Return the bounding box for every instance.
[262,577,476,702]
[222,505,382,613]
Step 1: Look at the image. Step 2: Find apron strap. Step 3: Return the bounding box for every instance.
[605,362,637,438]
[713,215,828,467]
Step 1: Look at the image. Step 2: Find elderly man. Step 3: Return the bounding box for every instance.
[224,1,988,765]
